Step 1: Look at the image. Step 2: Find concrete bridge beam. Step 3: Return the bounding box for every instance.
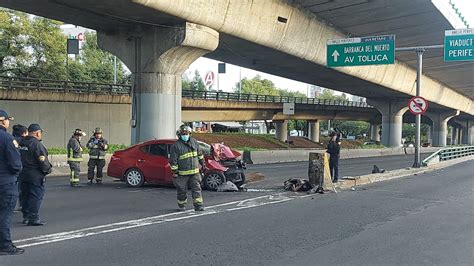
[367,99,408,147]
[308,120,320,143]
[275,120,288,143]
[98,23,218,143]
[425,110,460,147]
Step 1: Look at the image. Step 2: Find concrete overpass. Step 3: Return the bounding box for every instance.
[0,0,473,147]
[2,76,470,146]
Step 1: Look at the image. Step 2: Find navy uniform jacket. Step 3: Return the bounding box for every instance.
[19,136,52,184]
[0,126,22,185]
[327,135,341,158]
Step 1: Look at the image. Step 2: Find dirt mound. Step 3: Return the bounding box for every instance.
[193,133,367,151]
[193,133,286,150]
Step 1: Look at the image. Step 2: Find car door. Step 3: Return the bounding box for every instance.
[136,143,169,183]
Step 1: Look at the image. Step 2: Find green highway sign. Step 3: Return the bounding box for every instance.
[327,35,395,67]
[444,28,474,62]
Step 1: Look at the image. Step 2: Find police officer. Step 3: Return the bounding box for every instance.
[326,131,342,183]
[0,110,24,255]
[18,124,52,226]
[67,129,86,187]
[169,125,206,212]
[86,128,108,184]
[12,124,27,212]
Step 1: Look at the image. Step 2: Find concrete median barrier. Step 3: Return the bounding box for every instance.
[245,147,440,164]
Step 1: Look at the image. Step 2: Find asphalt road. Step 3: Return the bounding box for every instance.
[2,156,471,265]
[247,153,430,188]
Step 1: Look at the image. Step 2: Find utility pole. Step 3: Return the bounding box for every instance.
[113,56,117,84]
[396,44,443,168]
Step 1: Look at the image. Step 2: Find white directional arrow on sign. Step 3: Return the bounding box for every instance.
[332,50,340,62]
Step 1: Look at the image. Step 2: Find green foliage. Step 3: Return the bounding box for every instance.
[0,9,67,79]
[183,70,206,91]
[47,144,128,155]
[233,75,281,96]
[0,8,129,83]
[316,89,347,101]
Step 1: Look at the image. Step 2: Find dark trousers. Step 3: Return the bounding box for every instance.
[329,156,339,182]
[20,181,45,221]
[0,182,18,248]
[173,174,203,207]
[87,159,106,180]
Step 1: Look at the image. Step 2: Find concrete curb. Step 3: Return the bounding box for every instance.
[334,155,474,190]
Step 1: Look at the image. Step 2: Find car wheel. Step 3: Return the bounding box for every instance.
[233,172,246,188]
[203,171,225,191]
[125,168,145,187]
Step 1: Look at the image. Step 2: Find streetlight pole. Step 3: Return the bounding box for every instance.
[413,48,424,168]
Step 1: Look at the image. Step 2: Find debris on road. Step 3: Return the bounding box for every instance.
[283,178,314,192]
[217,181,239,192]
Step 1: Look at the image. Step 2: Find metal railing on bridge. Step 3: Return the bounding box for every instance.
[422,146,474,166]
[0,76,130,95]
[182,90,371,108]
[0,75,371,107]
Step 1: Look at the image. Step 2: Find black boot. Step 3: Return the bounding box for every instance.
[194,205,205,212]
[0,245,25,255]
[27,219,46,226]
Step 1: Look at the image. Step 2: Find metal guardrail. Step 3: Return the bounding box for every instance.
[0,75,371,107]
[0,76,130,95]
[183,89,371,107]
[422,146,474,166]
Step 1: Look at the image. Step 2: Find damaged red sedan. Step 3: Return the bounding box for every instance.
[107,139,246,191]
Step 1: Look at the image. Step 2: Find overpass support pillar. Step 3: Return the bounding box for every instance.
[459,120,474,145]
[275,120,288,143]
[98,23,219,143]
[426,125,432,144]
[367,99,408,147]
[370,124,381,142]
[425,110,460,147]
[452,127,459,145]
[308,120,320,143]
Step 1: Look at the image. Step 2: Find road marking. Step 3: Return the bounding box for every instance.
[16,193,311,248]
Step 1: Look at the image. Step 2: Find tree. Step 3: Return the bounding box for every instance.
[0,9,67,79]
[317,89,347,101]
[233,75,280,96]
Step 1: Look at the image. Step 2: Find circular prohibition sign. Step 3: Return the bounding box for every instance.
[408,96,429,115]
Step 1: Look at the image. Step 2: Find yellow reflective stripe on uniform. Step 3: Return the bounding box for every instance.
[178,151,198,160]
[178,168,200,176]
[67,157,83,162]
[198,155,204,160]
[177,199,188,205]
[170,165,178,171]
[193,197,203,204]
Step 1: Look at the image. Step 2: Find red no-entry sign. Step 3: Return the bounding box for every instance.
[408,96,429,115]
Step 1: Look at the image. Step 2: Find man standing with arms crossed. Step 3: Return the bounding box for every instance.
[169,125,206,212]
[0,110,24,255]
[18,124,52,226]
[86,128,108,184]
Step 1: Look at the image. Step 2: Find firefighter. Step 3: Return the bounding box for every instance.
[67,129,86,187]
[18,124,52,226]
[86,128,108,184]
[169,125,206,212]
[0,110,24,255]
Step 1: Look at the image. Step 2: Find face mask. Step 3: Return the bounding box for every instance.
[180,135,190,142]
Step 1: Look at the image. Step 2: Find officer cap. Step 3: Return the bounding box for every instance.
[28,123,43,132]
[94,127,103,134]
[0,110,14,121]
[177,124,192,136]
[73,128,87,136]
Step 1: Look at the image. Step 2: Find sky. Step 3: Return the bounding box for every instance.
[185,0,474,96]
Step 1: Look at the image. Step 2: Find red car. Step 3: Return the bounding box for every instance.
[107,139,246,191]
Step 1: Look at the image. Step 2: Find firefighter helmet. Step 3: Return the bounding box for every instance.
[94,127,103,134]
[73,128,86,137]
[176,124,192,136]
